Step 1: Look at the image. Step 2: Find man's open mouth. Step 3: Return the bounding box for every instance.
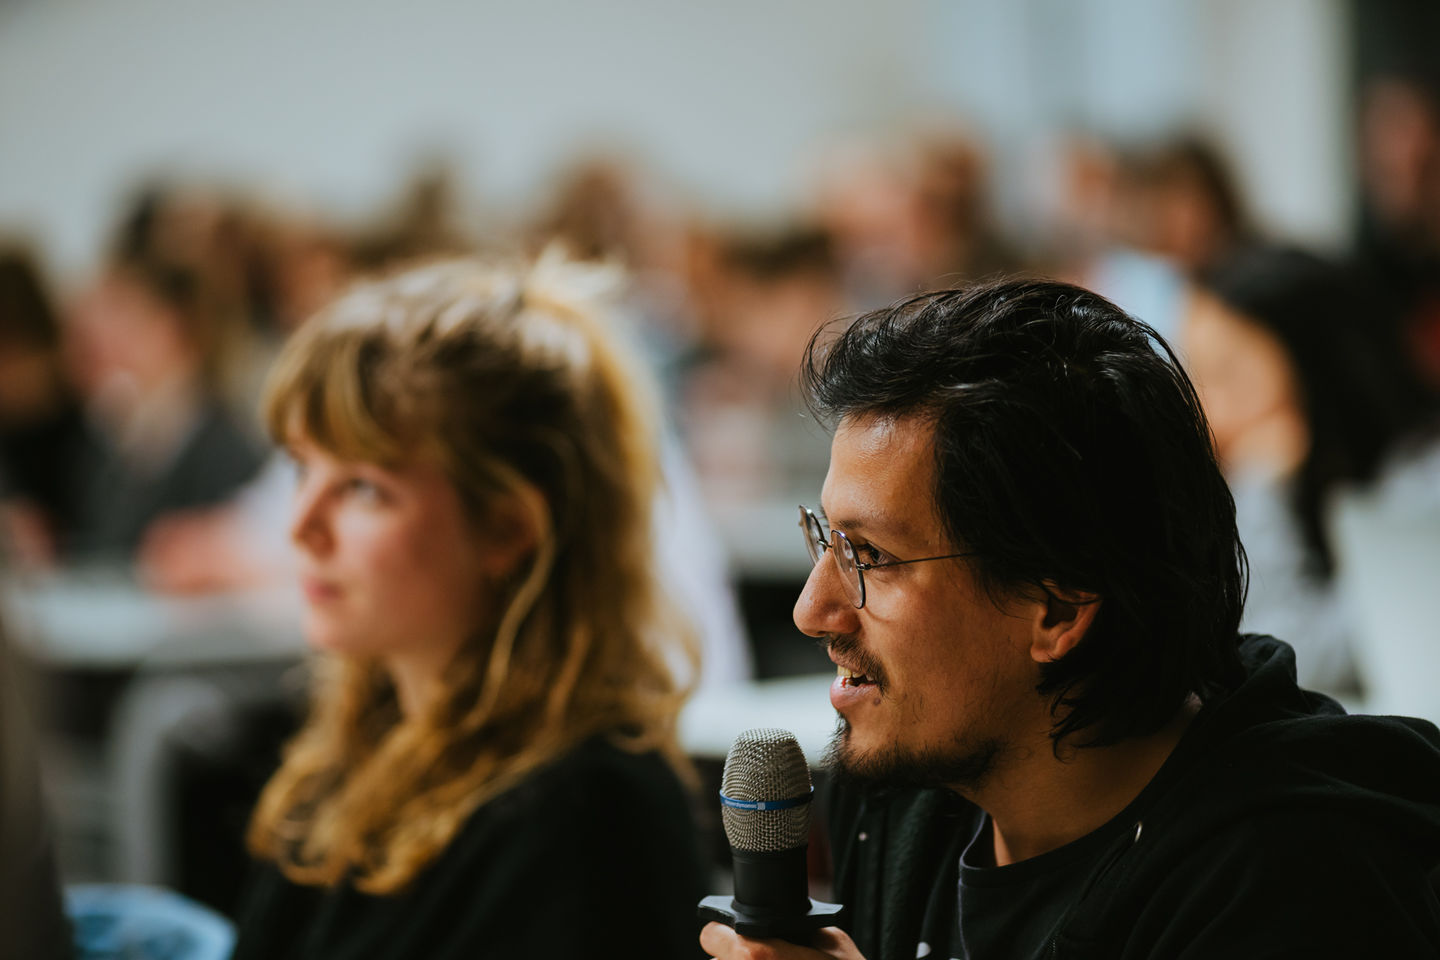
[836,664,877,688]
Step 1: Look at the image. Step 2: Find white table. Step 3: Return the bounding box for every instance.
[2,570,307,670]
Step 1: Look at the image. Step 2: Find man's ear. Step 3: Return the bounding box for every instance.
[1030,582,1102,664]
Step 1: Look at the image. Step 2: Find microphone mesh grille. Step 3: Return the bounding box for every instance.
[720,727,812,853]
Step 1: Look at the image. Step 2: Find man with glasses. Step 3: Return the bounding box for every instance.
[701,279,1440,959]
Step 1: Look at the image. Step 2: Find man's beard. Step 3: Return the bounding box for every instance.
[822,716,1002,792]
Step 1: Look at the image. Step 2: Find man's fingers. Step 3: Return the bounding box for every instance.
[698,922,864,959]
[809,927,865,959]
[699,921,741,957]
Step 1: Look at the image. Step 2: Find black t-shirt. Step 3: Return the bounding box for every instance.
[939,807,1139,959]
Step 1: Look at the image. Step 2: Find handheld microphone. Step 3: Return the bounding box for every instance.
[697,728,845,942]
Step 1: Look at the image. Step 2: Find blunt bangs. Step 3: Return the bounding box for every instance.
[263,319,410,466]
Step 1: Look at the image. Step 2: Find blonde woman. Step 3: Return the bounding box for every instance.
[231,255,706,959]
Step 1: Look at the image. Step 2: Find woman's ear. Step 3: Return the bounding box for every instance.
[480,485,546,579]
[1030,583,1102,664]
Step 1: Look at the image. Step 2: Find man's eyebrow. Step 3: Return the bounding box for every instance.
[826,514,868,534]
[824,512,910,541]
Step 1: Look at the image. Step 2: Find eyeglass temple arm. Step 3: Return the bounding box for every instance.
[859,551,973,571]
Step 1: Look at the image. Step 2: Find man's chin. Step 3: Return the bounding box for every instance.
[822,718,1001,792]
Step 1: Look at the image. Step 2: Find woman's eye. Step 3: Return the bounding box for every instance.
[345,477,385,502]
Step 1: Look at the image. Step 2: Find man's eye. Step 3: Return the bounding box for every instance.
[854,542,886,565]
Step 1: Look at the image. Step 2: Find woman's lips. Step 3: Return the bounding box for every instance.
[300,576,342,603]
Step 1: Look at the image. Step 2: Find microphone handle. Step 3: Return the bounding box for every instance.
[731,846,812,917]
[697,843,846,942]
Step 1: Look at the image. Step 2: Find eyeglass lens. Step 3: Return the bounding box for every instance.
[833,530,863,606]
[801,509,824,567]
[798,506,865,608]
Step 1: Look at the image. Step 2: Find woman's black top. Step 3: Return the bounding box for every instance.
[231,736,707,960]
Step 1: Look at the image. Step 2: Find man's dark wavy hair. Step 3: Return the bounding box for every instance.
[802,278,1248,747]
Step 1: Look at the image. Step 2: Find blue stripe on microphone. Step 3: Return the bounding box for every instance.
[718,787,814,812]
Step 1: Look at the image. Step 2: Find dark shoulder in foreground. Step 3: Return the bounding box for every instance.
[824,636,1440,960]
[233,735,707,960]
[1062,636,1440,957]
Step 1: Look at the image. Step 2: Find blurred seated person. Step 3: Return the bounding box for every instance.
[1352,77,1440,389]
[0,245,92,567]
[134,457,297,593]
[526,155,705,378]
[64,252,262,562]
[1118,136,1250,278]
[1181,246,1440,697]
[231,254,706,959]
[810,131,1014,311]
[1053,135,1252,343]
[681,227,842,507]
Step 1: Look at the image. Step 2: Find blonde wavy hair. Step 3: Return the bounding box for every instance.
[247,252,698,894]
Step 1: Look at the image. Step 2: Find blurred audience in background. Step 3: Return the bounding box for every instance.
[1117,136,1251,276]
[5,121,1436,657]
[1182,246,1440,696]
[1354,76,1440,390]
[65,255,263,564]
[522,155,706,389]
[1050,132,1253,344]
[680,226,840,510]
[811,130,1015,311]
[0,246,92,569]
[58,185,272,564]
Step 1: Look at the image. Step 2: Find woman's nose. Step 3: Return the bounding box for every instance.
[288,483,332,555]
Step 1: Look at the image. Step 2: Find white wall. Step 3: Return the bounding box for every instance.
[924,0,1353,246]
[0,0,1352,279]
[1200,0,1353,247]
[0,0,927,276]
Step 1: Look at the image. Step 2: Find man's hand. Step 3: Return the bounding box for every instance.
[699,923,865,960]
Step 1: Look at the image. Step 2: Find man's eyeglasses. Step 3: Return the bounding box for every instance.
[798,505,973,609]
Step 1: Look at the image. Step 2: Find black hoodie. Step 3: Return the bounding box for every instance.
[825,635,1440,959]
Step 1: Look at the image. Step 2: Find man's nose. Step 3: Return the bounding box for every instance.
[793,553,860,639]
